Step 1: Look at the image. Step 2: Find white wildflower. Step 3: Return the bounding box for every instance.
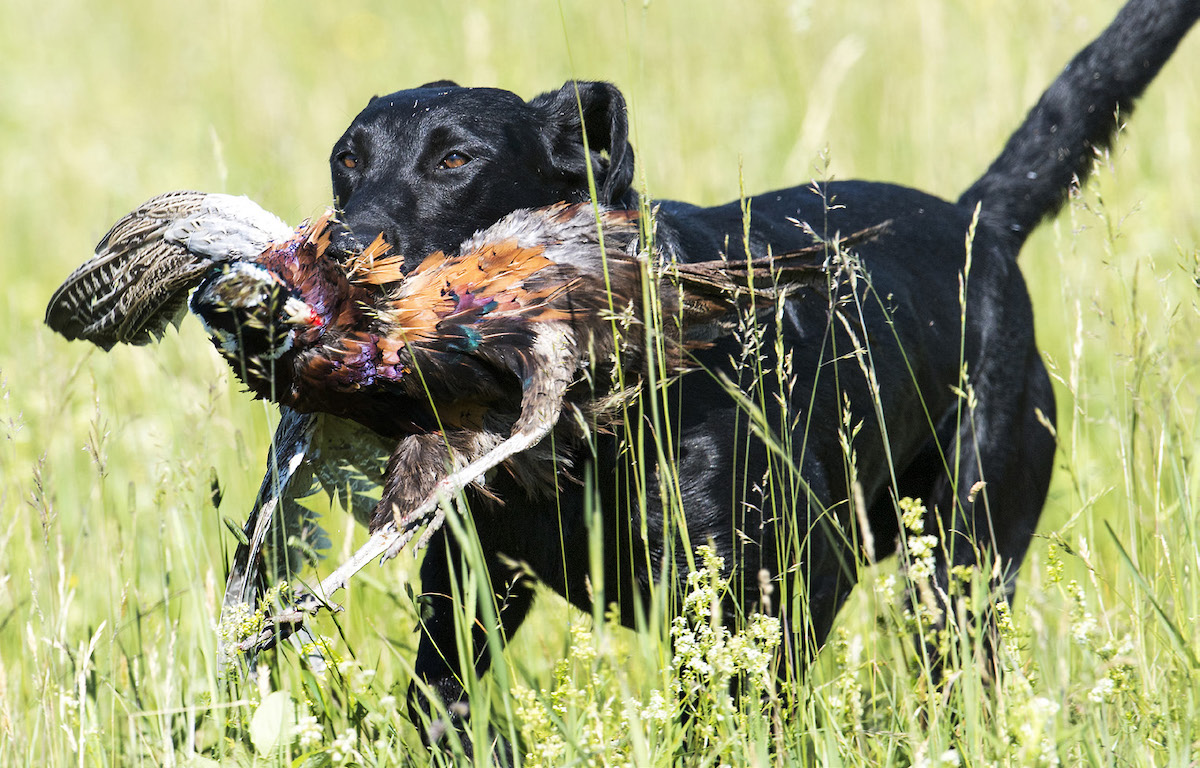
[335,659,375,695]
[329,728,359,765]
[899,497,926,533]
[875,573,897,601]
[1088,677,1116,703]
[1030,696,1060,720]
[907,534,939,581]
[293,712,323,751]
[570,621,596,663]
[1071,613,1096,647]
[642,690,672,723]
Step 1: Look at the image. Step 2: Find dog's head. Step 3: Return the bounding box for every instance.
[329,80,635,271]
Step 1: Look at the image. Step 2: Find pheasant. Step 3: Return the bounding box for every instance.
[47,191,879,650]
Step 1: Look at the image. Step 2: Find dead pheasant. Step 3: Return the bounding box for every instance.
[47,191,880,650]
[46,191,393,660]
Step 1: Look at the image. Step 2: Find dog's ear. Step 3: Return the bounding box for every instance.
[419,79,460,89]
[530,81,635,206]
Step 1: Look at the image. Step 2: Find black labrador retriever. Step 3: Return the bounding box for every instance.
[325,0,1196,749]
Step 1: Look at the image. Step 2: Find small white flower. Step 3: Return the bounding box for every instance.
[1030,696,1060,719]
[329,728,359,765]
[875,573,897,601]
[642,690,672,723]
[1071,614,1097,646]
[1040,737,1061,767]
[899,497,927,533]
[908,534,937,559]
[570,622,597,663]
[1088,677,1116,703]
[907,535,939,580]
[293,713,323,751]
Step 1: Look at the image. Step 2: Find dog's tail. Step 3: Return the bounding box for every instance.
[958,0,1199,250]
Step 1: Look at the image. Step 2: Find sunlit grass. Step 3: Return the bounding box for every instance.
[2,0,1198,765]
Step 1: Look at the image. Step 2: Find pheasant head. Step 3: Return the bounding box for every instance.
[184,211,383,405]
[190,260,322,388]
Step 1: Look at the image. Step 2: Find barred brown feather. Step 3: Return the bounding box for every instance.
[45,191,291,349]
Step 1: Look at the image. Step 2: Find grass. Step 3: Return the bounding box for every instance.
[2,0,1199,765]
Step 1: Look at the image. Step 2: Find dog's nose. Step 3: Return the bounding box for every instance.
[326,223,379,263]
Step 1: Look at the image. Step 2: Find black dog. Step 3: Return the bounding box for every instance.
[326,0,1196,749]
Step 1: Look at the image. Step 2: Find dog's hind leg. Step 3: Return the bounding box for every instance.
[906,346,1056,676]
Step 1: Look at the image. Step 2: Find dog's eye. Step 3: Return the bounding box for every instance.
[337,151,360,170]
[438,151,471,170]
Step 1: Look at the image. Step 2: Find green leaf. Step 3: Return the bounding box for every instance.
[250,690,296,755]
[302,668,330,718]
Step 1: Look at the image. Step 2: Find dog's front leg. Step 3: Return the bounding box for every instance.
[408,525,534,763]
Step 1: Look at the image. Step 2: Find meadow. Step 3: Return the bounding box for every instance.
[1,0,1198,765]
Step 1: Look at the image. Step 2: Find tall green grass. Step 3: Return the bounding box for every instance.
[2,0,1198,765]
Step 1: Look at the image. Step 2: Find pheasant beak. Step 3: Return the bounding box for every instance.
[282,296,322,328]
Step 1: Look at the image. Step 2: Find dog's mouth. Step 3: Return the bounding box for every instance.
[328,223,384,264]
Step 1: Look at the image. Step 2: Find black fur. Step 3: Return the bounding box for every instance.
[326,0,1197,753]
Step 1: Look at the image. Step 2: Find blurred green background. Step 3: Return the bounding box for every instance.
[1,0,1197,763]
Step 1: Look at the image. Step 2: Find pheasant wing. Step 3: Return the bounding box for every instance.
[221,408,392,666]
[46,191,292,350]
[222,407,319,618]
